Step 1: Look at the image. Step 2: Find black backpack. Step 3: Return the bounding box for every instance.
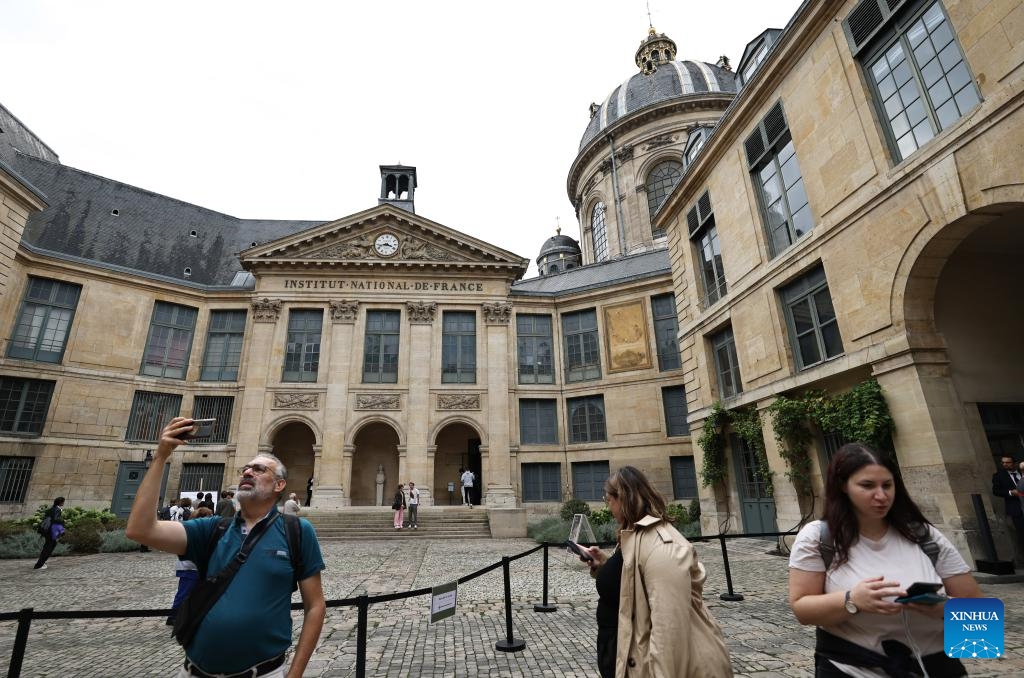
[158,505,172,521]
[202,514,304,590]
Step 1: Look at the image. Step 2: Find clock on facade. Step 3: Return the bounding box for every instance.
[373,233,399,257]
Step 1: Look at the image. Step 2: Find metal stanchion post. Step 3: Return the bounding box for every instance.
[356,595,369,678]
[8,607,33,678]
[534,543,557,612]
[495,556,526,652]
[718,535,744,601]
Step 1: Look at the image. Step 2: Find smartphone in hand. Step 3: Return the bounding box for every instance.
[565,540,594,562]
[175,418,216,440]
[894,582,947,605]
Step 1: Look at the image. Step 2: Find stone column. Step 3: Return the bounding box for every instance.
[234,298,283,474]
[314,300,359,507]
[873,349,990,564]
[406,301,436,503]
[482,302,516,507]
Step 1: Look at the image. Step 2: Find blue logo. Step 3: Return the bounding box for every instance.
[945,598,1003,658]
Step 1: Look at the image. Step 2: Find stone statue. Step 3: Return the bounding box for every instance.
[375,464,385,506]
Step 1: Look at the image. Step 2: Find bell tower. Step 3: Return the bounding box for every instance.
[378,165,417,213]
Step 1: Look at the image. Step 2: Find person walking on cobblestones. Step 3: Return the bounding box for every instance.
[789,443,982,677]
[127,417,326,678]
[407,481,420,529]
[578,466,732,678]
[33,496,65,570]
[392,483,407,529]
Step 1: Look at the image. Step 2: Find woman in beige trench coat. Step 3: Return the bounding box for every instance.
[579,466,733,678]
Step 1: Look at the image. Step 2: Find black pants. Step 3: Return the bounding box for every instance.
[34,537,57,569]
[463,486,472,504]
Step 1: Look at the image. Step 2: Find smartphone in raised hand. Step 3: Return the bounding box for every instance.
[565,540,593,562]
[175,418,216,440]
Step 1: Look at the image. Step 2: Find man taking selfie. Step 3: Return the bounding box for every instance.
[127,417,326,678]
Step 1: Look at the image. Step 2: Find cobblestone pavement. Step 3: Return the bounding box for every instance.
[1,537,1021,677]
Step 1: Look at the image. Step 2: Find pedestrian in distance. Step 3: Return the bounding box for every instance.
[167,506,214,626]
[33,496,66,570]
[407,481,420,529]
[992,455,1024,565]
[214,491,235,518]
[575,466,732,678]
[392,483,407,529]
[460,467,474,507]
[284,492,301,516]
[126,417,326,678]
[789,443,982,676]
[306,476,314,507]
[178,497,193,521]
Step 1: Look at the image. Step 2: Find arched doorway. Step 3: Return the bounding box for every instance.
[433,422,482,506]
[351,421,400,506]
[270,421,317,505]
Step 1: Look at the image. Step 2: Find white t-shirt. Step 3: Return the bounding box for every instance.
[461,471,474,488]
[283,499,301,516]
[408,487,420,505]
[789,520,969,675]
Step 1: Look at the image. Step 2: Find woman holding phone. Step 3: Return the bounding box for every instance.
[578,466,732,678]
[788,443,982,676]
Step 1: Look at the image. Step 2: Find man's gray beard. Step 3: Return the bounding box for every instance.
[236,484,276,503]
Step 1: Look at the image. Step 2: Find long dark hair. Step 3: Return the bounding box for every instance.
[605,466,670,532]
[823,443,930,568]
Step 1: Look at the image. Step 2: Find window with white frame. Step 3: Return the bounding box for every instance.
[780,266,844,370]
[8,277,81,363]
[141,302,198,379]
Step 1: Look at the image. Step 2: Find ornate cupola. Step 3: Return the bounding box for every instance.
[635,27,677,74]
[378,164,417,213]
[537,226,582,277]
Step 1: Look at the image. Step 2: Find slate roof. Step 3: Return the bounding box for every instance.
[511,248,670,297]
[11,154,325,288]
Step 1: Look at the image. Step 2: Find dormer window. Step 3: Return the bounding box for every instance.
[684,128,710,168]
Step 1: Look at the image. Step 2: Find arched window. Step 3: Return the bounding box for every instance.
[591,202,609,262]
[646,160,683,233]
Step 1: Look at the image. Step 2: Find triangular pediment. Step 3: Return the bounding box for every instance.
[239,205,528,277]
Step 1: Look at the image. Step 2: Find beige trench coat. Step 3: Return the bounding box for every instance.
[614,515,733,678]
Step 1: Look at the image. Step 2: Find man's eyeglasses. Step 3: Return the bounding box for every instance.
[238,463,274,477]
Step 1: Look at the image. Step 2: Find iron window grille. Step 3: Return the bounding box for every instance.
[0,456,35,503]
[521,462,561,502]
[0,377,55,436]
[651,294,681,371]
[567,395,606,444]
[283,309,323,382]
[126,391,182,442]
[8,277,82,364]
[562,309,601,383]
[441,311,477,383]
[141,301,198,379]
[200,310,247,381]
[516,314,555,384]
[519,399,558,445]
[179,463,225,494]
[190,396,234,443]
[363,310,401,383]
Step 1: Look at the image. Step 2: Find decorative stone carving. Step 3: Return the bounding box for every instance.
[406,301,437,323]
[272,392,319,409]
[252,297,282,322]
[308,234,374,260]
[401,237,455,261]
[330,299,359,322]
[356,393,401,410]
[616,144,634,162]
[482,301,512,324]
[644,134,677,150]
[437,394,480,410]
[598,159,612,175]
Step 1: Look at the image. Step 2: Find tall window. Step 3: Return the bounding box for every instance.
[519,399,558,445]
[0,377,55,435]
[591,203,609,262]
[651,294,680,371]
[745,102,812,258]
[846,0,980,162]
[8,277,81,363]
[283,310,322,382]
[670,456,698,500]
[363,310,400,383]
[687,191,727,307]
[190,395,234,444]
[0,456,34,502]
[572,460,609,501]
[441,311,476,383]
[710,327,743,399]
[179,463,225,494]
[662,385,689,436]
[200,310,246,381]
[683,128,709,168]
[646,160,683,234]
[781,266,844,370]
[141,301,198,379]
[516,314,554,384]
[567,395,606,444]
[126,391,182,442]
[522,463,561,502]
[562,309,601,382]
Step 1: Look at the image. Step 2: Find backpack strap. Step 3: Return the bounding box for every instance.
[198,516,233,580]
[818,521,835,571]
[283,513,304,591]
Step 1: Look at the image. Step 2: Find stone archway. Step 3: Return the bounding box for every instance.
[433,422,482,506]
[270,421,317,505]
[350,421,401,506]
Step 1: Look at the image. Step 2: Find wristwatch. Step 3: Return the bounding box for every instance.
[844,590,859,614]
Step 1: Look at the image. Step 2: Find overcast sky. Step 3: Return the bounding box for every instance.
[2,0,803,277]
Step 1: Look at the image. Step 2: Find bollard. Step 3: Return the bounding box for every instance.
[495,556,526,652]
[717,535,744,601]
[355,595,369,678]
[534,543,557,613]
[8,607,32,678]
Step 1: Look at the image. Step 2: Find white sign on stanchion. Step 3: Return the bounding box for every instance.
[430,581,458,624]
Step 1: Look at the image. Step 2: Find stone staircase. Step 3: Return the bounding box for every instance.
[301,506,491,541]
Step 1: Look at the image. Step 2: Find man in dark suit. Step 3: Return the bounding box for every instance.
[992,455,1024,564]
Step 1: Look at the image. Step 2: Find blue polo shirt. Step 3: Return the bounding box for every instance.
[182,507,325,673]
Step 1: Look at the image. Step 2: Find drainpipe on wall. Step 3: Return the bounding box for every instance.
[607,135,628,256]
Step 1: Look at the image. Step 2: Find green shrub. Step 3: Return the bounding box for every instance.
[681,521,701,539]
[559,498,591,522]
[100,529,142,553]
[0,532,70,559]
[59,507,118,530]
[688,498,702,523]
[528,517,570,543]
[63,516,103,554]
[665,503,689,525]
[589,507,613,526]
[0,519,33,540]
